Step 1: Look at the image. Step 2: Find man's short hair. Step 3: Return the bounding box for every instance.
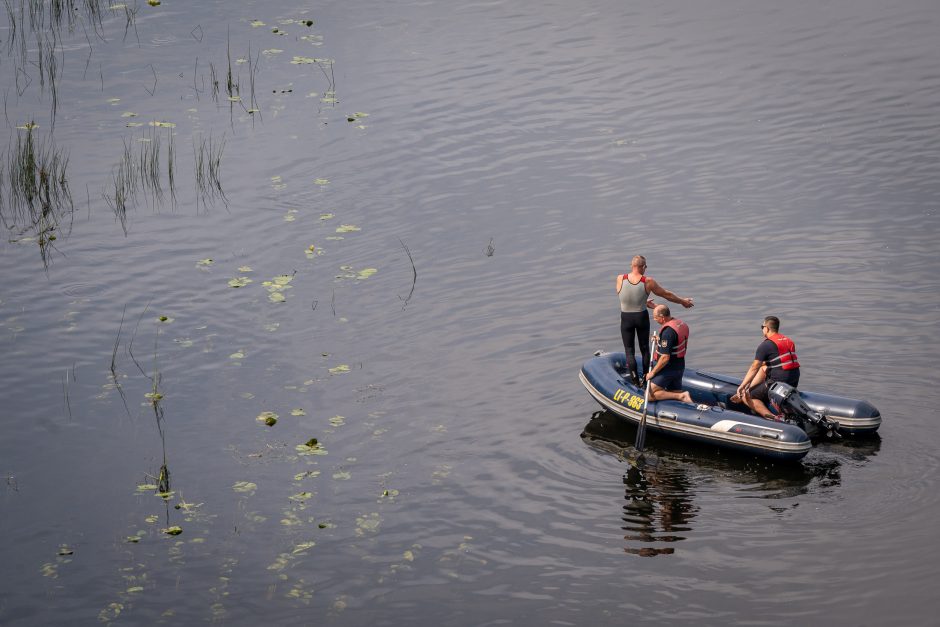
[763,316,780,333]
[631,255,646,268]
[656,304,671,318]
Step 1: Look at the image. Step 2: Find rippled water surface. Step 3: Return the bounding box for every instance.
[1,0,939,624]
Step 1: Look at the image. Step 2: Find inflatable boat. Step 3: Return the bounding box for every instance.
[579,352,881,461]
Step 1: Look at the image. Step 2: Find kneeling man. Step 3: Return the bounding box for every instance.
[647,305,693,404]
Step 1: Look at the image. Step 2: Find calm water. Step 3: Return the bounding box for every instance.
[1,0,939,624]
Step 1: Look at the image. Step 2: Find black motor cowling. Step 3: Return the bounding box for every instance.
[768,381,842,439]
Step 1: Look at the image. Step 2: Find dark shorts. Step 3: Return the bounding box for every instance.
[751,372,799,402]
[651,369,683,391]
[749,381,772,402]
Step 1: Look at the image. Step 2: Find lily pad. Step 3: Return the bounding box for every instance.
[257,411,278,426]
[328,365,350,375]
[233,481,257,494]
[290,408,306,416]
[336,224,360,233]
[329,415,345,427]
[162,526,182,536]
[228,277,252,288]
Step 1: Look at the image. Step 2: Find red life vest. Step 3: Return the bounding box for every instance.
[655,318,689,359]
[621,274,646,283]
[766,333,799,370]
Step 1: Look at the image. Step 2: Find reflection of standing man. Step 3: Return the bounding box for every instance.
[647,305,693,403]
[616,255,694,386]
[734,316,800,419]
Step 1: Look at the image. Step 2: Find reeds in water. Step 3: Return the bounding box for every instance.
[3,126,73,225]
[105,129,177,232]
[194,133,226,208]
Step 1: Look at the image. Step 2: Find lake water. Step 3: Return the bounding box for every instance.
[1,0,939,625]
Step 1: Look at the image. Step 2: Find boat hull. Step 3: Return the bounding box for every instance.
[580,352,879,461]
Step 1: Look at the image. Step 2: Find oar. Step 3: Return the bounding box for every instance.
[634,333,657,452]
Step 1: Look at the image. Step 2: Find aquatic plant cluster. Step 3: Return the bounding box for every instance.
[0,2,413,621]
[0,1,338,264]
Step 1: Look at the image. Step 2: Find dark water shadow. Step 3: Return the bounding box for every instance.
[580,410,881,556]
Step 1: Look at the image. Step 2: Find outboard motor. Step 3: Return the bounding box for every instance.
[767,381,842,439]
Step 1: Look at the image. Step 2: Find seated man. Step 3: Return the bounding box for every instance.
[733,315,801,419]
[646,305,693,404]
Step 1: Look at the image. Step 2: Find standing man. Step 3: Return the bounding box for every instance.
[734,316,800,419]
[616,255,694,386]
[647,305,693,403]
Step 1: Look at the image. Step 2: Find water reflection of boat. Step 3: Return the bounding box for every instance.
[580,411,857,556]
[580,352,882,461]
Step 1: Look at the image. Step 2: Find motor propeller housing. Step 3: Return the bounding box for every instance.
[768,381,842,439]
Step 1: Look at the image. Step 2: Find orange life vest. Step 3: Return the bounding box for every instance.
[655,318,689,359]
[766,333,799,371]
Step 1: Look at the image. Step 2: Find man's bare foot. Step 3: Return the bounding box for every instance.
[730,393,742,404]
[680,391,693,404]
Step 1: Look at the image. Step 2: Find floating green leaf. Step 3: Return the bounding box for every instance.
[332,471,351,480]
[230,351,245,359]
[149,121,175,128]
[357,268,377,280]
[157,315,174,323]
[293,541,316,554]
[290,408,306,416]
[196,258,213,266]
[291,56,317,64]
[355,513,381,536]
[336,224,360,233]
[329,415,345,427]
[289,491,312,501]
[162,526,182,536]
[314,178,330,186]
[250,20,266,27]
[238,266,253,272]
[228,276,252,288]
[233,481,257,494]
[269,292,286,303]
[296,438,327,456]
[320,213,334,220]
[257,411,278,426]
